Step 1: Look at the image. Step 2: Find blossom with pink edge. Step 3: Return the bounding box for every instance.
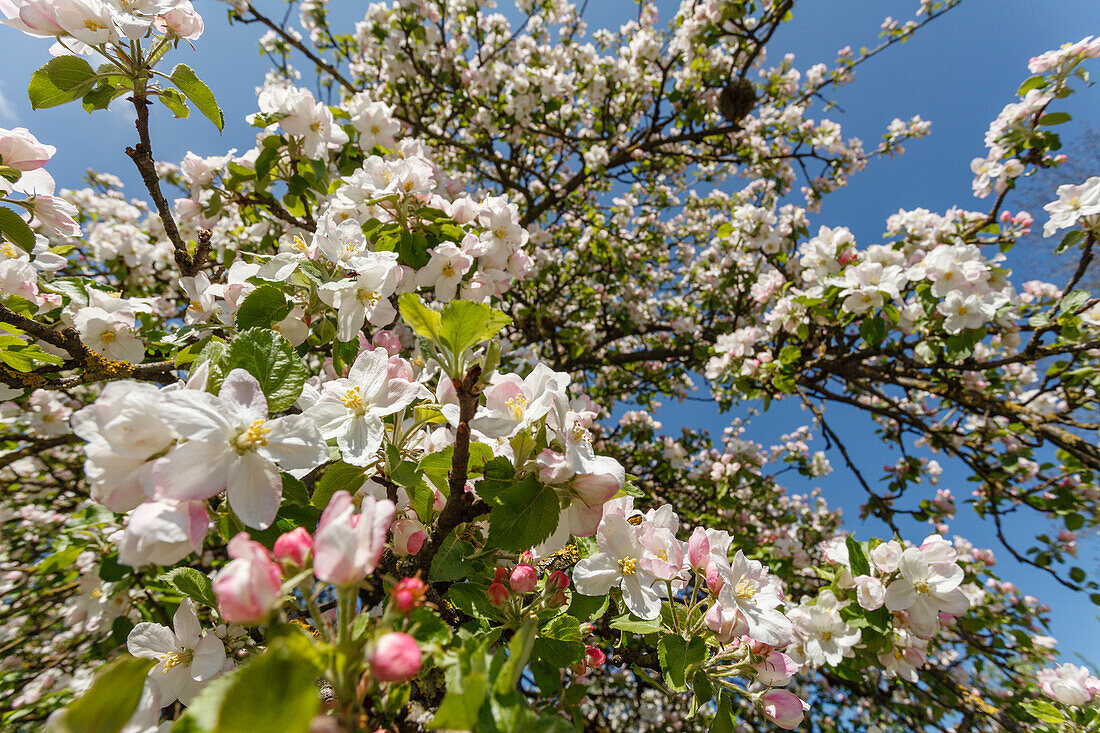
[313,490,395,586]
[759,689,807,729]
[212,533,283,624]
[1038,663,1100,706]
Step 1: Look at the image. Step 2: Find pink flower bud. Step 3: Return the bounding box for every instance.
[759,689,806,729]
[493,567,510,584]
[585,647,606,669]
[213,533,283,624]
[156,1,204,39]
[705,561,724,594]
[372,330,403,355]
[509,564,538,594]
[392,577,427,615]
[273,527,313,569]
[546,571,570,591]
[687,527,710,570]
[368,632,422,682]
[314,492,395,586]
[755,651,798,686]
[487,582,510,606]
[392,518,427,557]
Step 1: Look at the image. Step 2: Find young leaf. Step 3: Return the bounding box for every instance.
[439,300,512,356]
[29,56,97,109]
[50,656,155,733]
[169,64,224,131]
[0,206,35,252]
[398,292,443,343]
[160,567,217,608]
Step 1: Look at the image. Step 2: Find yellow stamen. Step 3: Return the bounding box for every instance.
[505,394,528,421]
[357,289,380,307]
[734,578,758,600]
[619,557,637,576]
[237,420,271,449]
[341,386,366,414]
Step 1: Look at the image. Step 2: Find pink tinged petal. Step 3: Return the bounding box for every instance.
[226,452,281,529]
[189,635,225,681]
[358,495,395,574]
[220,369,269,423]
[152,442,234,501]
[127,623,175,658]
[564,501,602,538]
[258,415,327,470]
[572,554,622,597]
[367,298,397,328]
[884,578,917,611]
[172,599,201,648]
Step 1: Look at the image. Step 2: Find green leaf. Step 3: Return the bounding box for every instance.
[312,461,366,510]
[707,693,736,733]
[174,636,322,733]
[487,478,559,552]
[82,83,128,113]
[398,292,442,342]
[430,532,475,582]
[419,446,454,494]
[397,230,431,269]
[157,88,190,119]
[1065,512,1085,531]
[169,64,224,131]
[29,56,97,109]
[439,300,512,356]
[234,285,292,330]
[859,315,886,347]
[845,535,871,576]
[159,567,216,608]
[0,206,35,252]
[608,614,660,634]
[533,614,584,667]
[658,635,707,691]
[50,656,155,733]
[254,146,278,182]
[223,328,307,412]
[1039,112,1071,126]
[193,338,228,387]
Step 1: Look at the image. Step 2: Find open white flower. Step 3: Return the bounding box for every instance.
[73,306,145,363]
[305,348,421,466]
[573,513,665,620]
[788,590,861,668]
[884,546,969,638]
[152,369,327,529]
[709,550,792,646]
[317,252,400,341]
[126,599,225,706]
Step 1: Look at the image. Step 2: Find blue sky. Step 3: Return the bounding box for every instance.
[1,0,1097,666]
